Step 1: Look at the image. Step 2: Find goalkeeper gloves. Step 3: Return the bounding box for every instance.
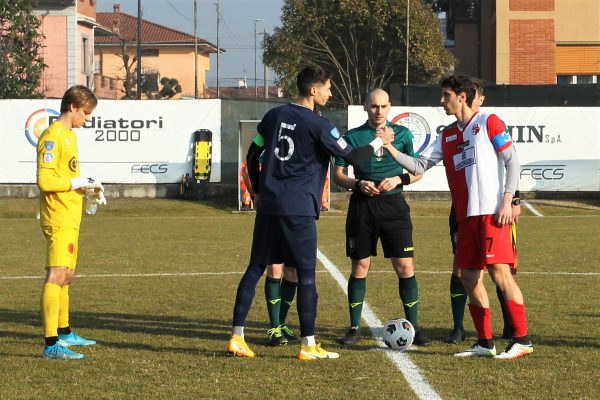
[85,189,107,208]
[71,177,104,192]
[95,190,107,206]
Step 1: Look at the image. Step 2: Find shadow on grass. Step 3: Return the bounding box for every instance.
[0,308,341,354]
[0,307,383,354]
[8,309,598,354]
[0,309,251,351]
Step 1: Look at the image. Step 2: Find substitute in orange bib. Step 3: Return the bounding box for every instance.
[321,172,330,212]
[37,85,106,360]
[240,160,253,211]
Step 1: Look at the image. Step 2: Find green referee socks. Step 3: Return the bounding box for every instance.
[348,276,366,327]
[264,276,281,328]
[399,275,419,327]
[450,274,467,329]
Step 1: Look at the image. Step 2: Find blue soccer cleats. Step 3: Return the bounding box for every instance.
[58,332,97,347]
[43,343,84,360]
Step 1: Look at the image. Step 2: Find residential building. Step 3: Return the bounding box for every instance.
[95,4,218,98]
[34,0,115,98]
[446,0,600,84]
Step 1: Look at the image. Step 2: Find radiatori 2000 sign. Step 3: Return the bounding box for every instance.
[1,99,221,184]
[348,106,600,191]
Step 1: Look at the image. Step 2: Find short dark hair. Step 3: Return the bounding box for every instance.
[472,78,484,96]
[296,65,330,96]
[60,85,97,113]
[440,75,476,107]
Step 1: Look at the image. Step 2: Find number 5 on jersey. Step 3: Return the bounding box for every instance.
[275,122,296,161]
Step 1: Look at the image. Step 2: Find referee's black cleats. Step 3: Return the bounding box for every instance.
[267,326,288,346]
[446,327,466,344]
[501,326,514,340]
[337,327,361,345]
[413,328,432,346]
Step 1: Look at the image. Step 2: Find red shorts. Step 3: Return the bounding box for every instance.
[456,215,515,270]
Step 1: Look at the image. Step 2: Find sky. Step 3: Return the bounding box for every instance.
[96,0,285,87]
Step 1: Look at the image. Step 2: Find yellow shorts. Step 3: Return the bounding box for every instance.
[42,226,80,269]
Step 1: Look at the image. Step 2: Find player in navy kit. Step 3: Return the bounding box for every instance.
[227,65,394,360]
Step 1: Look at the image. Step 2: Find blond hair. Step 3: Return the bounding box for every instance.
[60,85,97,113]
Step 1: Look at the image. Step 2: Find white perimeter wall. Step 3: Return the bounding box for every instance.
[1,99,221,184]
[348,106,600,191]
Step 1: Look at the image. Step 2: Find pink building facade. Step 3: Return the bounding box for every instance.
[34,0,114,98]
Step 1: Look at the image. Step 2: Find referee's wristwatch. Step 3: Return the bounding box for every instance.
[354,180,362,191]
[511,190,520,206]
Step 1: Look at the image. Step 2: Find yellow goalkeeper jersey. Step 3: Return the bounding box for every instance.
[36,121,82,228]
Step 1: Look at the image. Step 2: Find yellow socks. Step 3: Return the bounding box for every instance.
[58,284,70,330]
[41,282,61,338]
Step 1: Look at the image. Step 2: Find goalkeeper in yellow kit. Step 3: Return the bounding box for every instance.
[37,85,106,360]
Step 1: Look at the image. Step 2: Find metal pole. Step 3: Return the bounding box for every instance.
[136,0,142,99]
[254,20,257,97]
[216,0,220,97]
[263,28,267,99]
[405,0,410,85]
[253,19,263,98]
[194,0,198,99]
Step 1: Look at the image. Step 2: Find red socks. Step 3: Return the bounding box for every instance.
[468,304,492,339]
[505,300,528,338]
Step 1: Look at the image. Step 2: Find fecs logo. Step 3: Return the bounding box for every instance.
[521,164,565,181]
[24,108,60,146]
[391,112,432,153]
[131,163,168,174]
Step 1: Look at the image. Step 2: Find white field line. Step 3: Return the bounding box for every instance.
[2,269,599,281]
[522,200,544,217]
[316,249,442,400]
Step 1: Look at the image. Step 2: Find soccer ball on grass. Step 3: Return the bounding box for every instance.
[382,318,415,351]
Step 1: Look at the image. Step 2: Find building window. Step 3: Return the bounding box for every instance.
[557,75,598,84]
[453,0,479,22]
[577,75,594,84]
[81,36,89,73]
[141,69,160,92]
[141,48,159,57]
[94,58,101,74]
[557,75,573,84]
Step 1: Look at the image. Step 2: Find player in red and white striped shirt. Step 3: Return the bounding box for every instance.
[385,75,533,360]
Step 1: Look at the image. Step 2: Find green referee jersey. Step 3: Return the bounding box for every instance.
[335,121,416,195]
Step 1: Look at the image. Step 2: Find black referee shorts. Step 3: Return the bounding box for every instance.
[345,192,413,260]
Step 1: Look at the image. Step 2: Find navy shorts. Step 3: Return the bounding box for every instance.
[345,192,413,259]
[249,213,317,270]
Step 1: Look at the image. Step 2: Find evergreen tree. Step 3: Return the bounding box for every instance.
[0,0,46,98]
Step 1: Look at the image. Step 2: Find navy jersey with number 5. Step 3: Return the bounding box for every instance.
[255,103,354,217]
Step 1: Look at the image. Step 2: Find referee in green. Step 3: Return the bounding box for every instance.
[334,88,431,346]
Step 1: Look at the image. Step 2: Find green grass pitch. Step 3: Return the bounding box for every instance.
[0,197,598,399]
